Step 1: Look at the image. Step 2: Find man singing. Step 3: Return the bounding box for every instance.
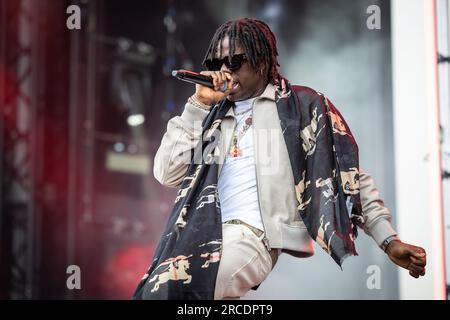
[133,18,426,300]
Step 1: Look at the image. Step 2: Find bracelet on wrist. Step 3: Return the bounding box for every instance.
[188,95,211,111]
[381,235,400,252]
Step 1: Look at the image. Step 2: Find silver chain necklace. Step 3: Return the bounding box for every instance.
[234,105,253,116]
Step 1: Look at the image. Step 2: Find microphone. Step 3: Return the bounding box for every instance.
[171,70,228,92]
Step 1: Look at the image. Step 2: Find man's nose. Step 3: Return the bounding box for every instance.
[220,64,231,73]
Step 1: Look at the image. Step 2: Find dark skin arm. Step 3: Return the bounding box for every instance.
[386,240,427,278]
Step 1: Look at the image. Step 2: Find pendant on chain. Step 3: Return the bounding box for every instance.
[229,115,252,158]
[229,134,241,157]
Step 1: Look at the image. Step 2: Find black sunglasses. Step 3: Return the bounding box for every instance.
[204,54,247,71]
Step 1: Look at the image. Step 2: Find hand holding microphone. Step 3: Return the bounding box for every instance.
[172,70,235,106]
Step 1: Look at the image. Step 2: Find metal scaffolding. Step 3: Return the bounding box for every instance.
[0,0,44,299]
[437,0,450,299]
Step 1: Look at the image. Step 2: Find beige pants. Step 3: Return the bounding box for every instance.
[214,223,278,300]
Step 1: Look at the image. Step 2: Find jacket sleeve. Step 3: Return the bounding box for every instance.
[153,101,210,188]
[359,167,398,247]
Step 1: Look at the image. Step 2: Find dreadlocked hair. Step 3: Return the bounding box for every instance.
[202,18,281,85]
